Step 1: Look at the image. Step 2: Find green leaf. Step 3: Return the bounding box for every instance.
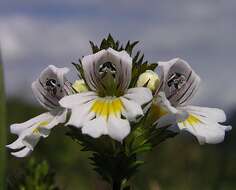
[89,41,99,53]
[133,50,141,63]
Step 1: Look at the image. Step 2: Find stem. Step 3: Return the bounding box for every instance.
[0,47,6,189]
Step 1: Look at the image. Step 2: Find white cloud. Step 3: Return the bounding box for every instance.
[0,16,92,62]
[0,0,236,111]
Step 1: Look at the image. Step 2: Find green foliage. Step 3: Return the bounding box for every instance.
[67,120,177,190]
[8,158,59,190]
[67,127,143,189]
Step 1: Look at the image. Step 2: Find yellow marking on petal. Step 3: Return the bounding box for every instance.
[33,121,50,134]
[187,114,201,125]
[179,114,201,129]
[91,98,124,120]
[111,98,123,115]
[38,121,50,127]
[91,100,101,114]
[33,128,40,134]
[100,100,109,118]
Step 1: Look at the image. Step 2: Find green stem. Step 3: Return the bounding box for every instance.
[0,48,6,190]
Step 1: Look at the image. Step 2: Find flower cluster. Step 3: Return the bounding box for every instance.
[7,37,231,159]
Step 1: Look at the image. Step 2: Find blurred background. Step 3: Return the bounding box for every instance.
[1,0,236,189]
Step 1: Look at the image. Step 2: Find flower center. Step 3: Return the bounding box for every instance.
[167,73,186,91]
[90,97,124,120]
[99,62,116,78]
[97,62,122,97]
[45,78,61,96]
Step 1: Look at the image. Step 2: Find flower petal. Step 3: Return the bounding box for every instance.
[32,65,71,110]
[6,137,24,149]
[121,97,143,121]
[22,126,41,150]
[10,112,53,135]
[81,49,107,91]
[59,91,97,109]
[155,92,179,114]
[154,92,188,128]
[44,109,68,130]
[155,111,188,129]
[177,106,232,144]
[107,116,130,142]
[7,111,65,157]
[180,106,227,123]
[158,58,178,86]
[81,48,132,93]
[82,117,108,138]
[11,147,32,158]
[32,81,59,110]
[158,58,201,106]
[124,87,153,106]
[66,101,95,128]
[107,48,132,92]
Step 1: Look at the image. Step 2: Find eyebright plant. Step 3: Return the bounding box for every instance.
[7,35,232,190]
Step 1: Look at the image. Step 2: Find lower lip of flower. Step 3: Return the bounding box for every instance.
[91,97,124,120]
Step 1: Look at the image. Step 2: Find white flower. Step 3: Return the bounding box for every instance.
[7,65,72,157]
[60,48,153,142]
[155,58,231,144]
[136,70,160,92]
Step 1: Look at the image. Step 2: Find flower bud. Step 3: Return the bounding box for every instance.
[136,70,160,92]
[72,80,88,93]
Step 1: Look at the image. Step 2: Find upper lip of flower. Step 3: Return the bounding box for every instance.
[81,48,132,97]
[156,58,201,107]
[32,65,71,110]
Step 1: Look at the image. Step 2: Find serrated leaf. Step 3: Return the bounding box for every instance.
[115,40,120,50]
[133,50,141,63]
[89,41,99,53]
[137,54,144,65]
[107,34,115,48]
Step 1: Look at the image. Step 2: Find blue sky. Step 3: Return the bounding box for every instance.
[0,0,235,111]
